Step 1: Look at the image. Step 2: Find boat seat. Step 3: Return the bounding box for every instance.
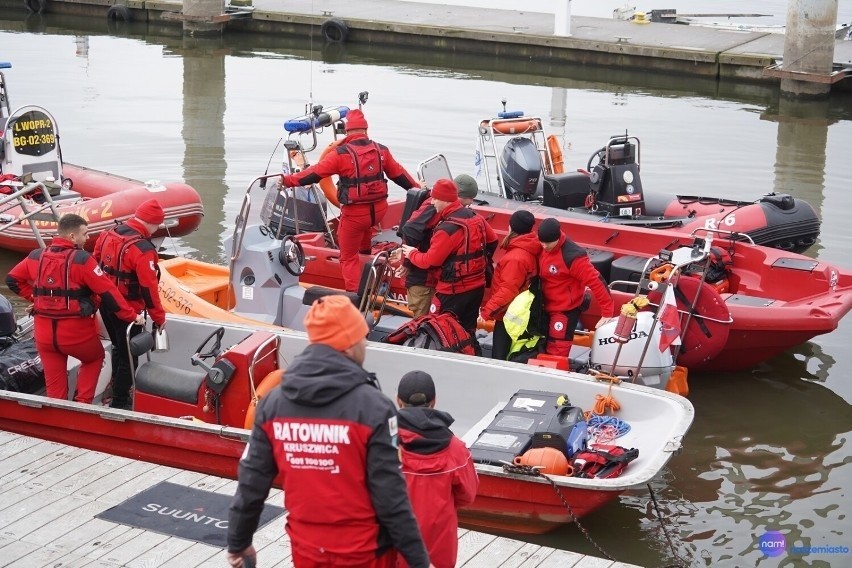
[586,248,614,282]
[542,172,590,209]
[397,188,430,237]
[610,254,652,291]
[302,286,359,307]
[135,361,206,404]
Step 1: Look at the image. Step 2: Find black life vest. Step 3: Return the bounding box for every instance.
[94,224,148,300]
[572,444,639,479]
[335,139,389,205]
[384,312,478,356]
[437,208,489,285]
[32,247,95,318]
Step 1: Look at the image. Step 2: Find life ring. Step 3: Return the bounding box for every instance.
[106,4,132,21]
[546,134,564,174]
[316,139,343,208]
[244,369,283,430]
[24,0,46,13]
[649,264,673,283]
[321,18,349,43]
[480,119,540,135]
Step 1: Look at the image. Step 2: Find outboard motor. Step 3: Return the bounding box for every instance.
[0,294,17,348]
[589,137,645,217]
[499,137,541,199]
[590,312,673,390]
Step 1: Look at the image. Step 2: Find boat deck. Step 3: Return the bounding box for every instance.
[0,430,644,568]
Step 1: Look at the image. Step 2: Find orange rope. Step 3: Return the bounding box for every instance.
[590,380,621,416]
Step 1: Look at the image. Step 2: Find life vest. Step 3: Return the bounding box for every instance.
[503,284,543,360]
[572,444,639,479]
[32,247,95,318]
[683,245,733,293]
[384,312,478,356]
[335,139,389,206]
[438,208,489,285]
[94,224,147,300]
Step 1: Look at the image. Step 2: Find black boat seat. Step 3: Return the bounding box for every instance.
[543,172,590,209]
[397,188,430,237]
[135,361,206,404]
[302,286,359,307]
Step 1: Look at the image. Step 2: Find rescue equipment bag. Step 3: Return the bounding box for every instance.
[33,248,95,318]
[384,312,478,356]
[0,338,45,394]
[572,444,639,479]
[336,140,389,205]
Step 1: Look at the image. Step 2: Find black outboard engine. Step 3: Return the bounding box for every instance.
[499,138,541,200]
[589,137,645,217]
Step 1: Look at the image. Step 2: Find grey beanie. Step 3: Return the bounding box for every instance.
[454,174,479,199]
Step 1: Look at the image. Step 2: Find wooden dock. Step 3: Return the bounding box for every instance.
[0,430,643,567]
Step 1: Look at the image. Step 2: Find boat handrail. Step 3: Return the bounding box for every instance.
[247,334,281,402]
[690,226,755,245]
[358,251,393,328]
[0,181,62,248]
[476,113,551,198]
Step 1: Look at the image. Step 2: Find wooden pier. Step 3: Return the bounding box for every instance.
[0,430,643,567]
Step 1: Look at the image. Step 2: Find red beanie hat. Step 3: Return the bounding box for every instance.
[136,199,165,225]
[430,178,458,202]
[345,109,369,131]
[304,295,369,351]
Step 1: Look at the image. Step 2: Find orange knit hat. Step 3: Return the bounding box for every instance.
[304,295,369,351]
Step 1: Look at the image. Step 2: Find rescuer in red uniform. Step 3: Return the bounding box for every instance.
[400,178,498,335]
[537,217,616,362]
[6,214,142,403]
[227,295,432,568]
[280,109,420,292]
[93,199,167,410]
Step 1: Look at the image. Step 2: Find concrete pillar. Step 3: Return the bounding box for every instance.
[772,96,831,253]
[180,37,228,254]
[183,0,226,36]
[781,0,839,97]
[554,0,571,37]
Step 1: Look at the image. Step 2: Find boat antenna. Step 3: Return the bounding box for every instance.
[259,136,284,189]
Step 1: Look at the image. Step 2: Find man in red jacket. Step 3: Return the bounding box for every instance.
[93,198,167,410]
[281,109,420,292]
[227,295,432,568]
[396,370,478,568]
[6,214,142,403]
[537,218,616,363]
[400,178,498,334]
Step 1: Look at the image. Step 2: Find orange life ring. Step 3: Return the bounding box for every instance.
[649,264,674,283]
[546,134,564,174]
[480,118,540,135]
[244,368,284,430]
[317,140,343,208]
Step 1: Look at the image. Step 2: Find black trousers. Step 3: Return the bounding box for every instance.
[100,307,141,402]
[434,287,484,335]
[491,319,511,360]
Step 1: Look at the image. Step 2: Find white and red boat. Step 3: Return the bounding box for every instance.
[0,309,694,535]
[0,62,204,252]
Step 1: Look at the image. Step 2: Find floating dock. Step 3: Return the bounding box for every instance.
[0,430,645,567]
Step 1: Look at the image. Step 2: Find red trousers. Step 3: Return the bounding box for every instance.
[544,310,581,363]
[337,201,387,292]
[34,316,104,403]
[292,545,396,567]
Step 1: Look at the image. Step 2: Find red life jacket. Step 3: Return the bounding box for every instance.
[438,208,490,285]
[385,312,478,356]
[335,139,389,205]
[572,444,639,479]
[32,247,95,318]
[94,224,145,300]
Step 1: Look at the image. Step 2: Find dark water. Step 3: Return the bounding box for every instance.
[2,11,851,568]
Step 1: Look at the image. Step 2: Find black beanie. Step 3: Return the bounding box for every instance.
[509,210,535,235]
[537,218,561,243]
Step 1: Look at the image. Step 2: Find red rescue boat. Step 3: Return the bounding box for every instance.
[1,65,203,252]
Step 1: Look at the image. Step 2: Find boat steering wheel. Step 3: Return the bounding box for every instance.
[279,235,306,276]
[190,327,229,391]
[587,146,608,172]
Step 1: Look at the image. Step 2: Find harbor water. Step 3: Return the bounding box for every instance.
[1,7,851,567]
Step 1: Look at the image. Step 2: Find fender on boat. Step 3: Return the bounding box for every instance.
[649,277,731,368]
[244,369,283,429]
